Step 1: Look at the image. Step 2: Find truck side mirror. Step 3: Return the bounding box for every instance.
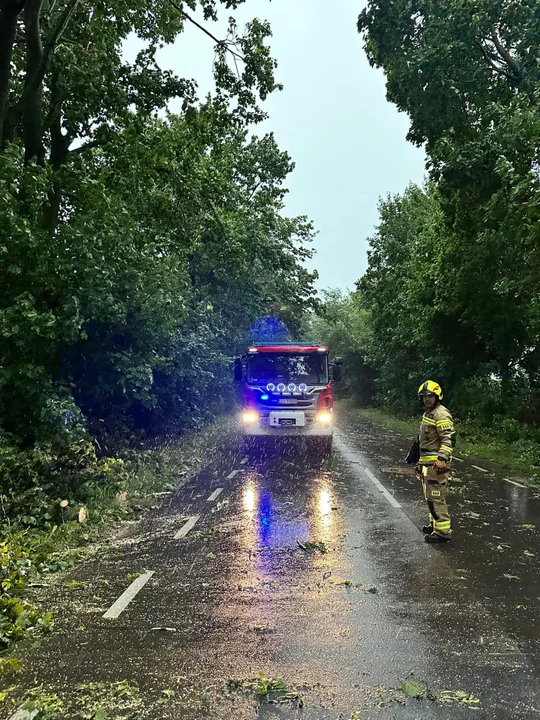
[234,358,243,382]
[332,363,342,382]
[334,357,343,365]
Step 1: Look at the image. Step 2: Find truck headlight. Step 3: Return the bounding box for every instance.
[242,410,259,423]
[316,411,333,423]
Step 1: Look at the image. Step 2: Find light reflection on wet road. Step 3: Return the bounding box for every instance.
[3,410,540,720]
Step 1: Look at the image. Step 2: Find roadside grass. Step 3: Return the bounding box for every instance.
[0,417,236,656]
[340,401,540,483]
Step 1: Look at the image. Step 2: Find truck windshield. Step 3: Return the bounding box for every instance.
[247,353,328,385]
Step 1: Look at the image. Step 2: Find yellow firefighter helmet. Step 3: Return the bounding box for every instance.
[418,380,443,400]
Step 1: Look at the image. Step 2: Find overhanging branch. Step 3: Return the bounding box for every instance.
[167,0,246,63]
[490,25,523,80]
[70,138,100,154]
[475,38,516,81]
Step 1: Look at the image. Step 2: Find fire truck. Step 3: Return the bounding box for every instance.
[234,343,342,452]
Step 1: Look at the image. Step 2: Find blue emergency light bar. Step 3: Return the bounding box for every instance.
[252,342,321,347]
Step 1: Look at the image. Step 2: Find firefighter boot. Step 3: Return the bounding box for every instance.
[425,532,451,544]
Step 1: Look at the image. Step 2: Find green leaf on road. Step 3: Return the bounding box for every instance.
[400,681,425,698]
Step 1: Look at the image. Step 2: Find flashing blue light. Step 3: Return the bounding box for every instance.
[261,394,269,401]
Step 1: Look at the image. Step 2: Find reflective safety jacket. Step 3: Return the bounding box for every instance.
[419,403,455,465]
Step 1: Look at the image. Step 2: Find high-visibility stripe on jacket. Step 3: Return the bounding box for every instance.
[419,403,455,465]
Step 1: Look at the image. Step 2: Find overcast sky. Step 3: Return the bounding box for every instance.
[125,0,426,292]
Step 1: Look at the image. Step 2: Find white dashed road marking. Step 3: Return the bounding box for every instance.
[207,488,224,501]
[227,469,239,480]
[174,515,200,539]
[506,479,527,488]
[471,465,488,473]
[103,571,155,620]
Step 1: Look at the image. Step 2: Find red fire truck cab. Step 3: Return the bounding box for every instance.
[234,343,343,452]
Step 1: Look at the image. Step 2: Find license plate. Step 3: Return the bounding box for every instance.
[279,418,296,427]
[279,399,298,405]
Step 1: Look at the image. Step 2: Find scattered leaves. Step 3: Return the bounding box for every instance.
[0,657,21,675]
[229,671,301,706]
[296,540,327,553]
[439,690,480,706]
[0,684,18,703]
[65,580,86,590]
[399,680,425,699]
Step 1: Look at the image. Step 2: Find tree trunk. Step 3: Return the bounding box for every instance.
[42,65,69,230]
[22,0,45,163]
[0,1,26,146]
[3,0,82,148]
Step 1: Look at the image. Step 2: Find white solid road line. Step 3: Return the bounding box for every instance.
[362,466,402,509]
[471,465,488,473]
[453,456,463,462]
[174,515,200,539]
[207,488,224,501]
[103,571,155,620]
[227,469,239,480]
[334,434,401,509]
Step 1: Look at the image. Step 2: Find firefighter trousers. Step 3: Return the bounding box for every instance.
[420,465,452,538]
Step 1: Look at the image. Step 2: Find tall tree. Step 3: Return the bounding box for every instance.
[358,1,540,413]
[0,1,317,442]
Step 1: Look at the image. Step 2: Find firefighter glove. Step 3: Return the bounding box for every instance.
[433,458,448,474]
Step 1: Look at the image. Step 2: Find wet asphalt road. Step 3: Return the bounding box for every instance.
[3,407,540,719]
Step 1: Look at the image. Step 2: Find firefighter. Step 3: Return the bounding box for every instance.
[416,380,455,543]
